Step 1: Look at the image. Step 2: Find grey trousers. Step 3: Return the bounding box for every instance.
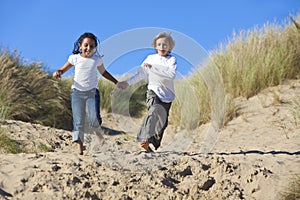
[137,90,172,150]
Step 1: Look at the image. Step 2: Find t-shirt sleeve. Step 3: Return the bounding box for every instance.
[141,55,151,66]
[151,56,177,79]
[96,56,105,74]
[97,56,103,67]
[67,54,75,65]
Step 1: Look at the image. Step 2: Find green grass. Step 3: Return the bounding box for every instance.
[37,144,52,152]
[0,129,22,154]
[0,127,53,154]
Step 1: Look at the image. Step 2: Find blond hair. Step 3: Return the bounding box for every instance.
[151,32,175,53]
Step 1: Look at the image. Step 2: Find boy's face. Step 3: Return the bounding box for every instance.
[155,37,170,56]
[80,38,96,58]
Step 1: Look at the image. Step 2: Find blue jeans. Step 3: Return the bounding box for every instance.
[95,89,102,125]
[71,88,100,143]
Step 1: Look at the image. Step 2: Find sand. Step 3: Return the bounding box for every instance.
[0,80,300,200]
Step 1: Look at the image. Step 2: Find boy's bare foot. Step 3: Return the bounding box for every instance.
[141,141,153,153]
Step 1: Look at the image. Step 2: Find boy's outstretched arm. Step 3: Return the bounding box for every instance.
[117,81,129,90]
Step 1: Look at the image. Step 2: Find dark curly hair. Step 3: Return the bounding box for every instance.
[72,32,100,55]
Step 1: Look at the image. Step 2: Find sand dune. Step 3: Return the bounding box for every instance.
[0,80,300,199]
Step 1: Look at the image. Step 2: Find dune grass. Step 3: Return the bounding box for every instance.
[98,77,147,117]
[171,14,300,130]
[170,15,300,129]
[0,50,72,130]
[211,18,300,99]
[0,13,299,132]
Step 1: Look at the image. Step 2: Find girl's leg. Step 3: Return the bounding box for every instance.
[87,89,105,145]
[95,89,102,125]
[77,140,84,155]
[71,89,86,154]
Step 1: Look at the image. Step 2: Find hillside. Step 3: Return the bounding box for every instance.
[0,79,300,200]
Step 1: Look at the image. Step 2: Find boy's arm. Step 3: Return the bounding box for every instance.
[126,66,147,85]
[151,57,177,79]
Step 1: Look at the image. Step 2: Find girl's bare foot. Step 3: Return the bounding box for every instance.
[141,141,153,153]
[76,140,84,155]
[96,132,105,146]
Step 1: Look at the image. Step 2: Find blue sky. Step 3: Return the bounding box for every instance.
[0,0,299,77]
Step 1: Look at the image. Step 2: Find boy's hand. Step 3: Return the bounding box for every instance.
[117,81,129,90]
[143,63,152,68]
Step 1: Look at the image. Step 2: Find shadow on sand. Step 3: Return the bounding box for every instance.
[0,188,13,198]
[155,150,300,157]
[102,126,126,136]
[212,150,300,156]
[176,150,300,156]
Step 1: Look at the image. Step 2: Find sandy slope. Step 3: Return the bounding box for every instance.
[0,80,300,200]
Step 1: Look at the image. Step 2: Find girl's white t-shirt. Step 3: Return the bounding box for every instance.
[68,54,103,91]
[127,54,177,103]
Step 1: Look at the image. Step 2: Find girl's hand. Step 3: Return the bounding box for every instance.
[143,63,152,68]
[53,70,62,79]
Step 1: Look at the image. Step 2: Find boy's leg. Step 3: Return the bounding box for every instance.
[151,102,172,149]
[140,141,153,152]
[137,90,166,151]
[137,92,168,150]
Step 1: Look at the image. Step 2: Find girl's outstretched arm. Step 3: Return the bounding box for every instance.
[53,61,73,78]
[97,64,118,85]
[102,70,118,85]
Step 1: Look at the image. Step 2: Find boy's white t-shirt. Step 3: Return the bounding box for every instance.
[127,54,177,103]
[68,54,103,91]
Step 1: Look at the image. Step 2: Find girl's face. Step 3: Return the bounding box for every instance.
[155,37,170,56]
[80,38,96,58]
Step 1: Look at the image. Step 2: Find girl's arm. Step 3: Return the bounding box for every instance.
[53,61,73,78]
[97,64,118,85]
